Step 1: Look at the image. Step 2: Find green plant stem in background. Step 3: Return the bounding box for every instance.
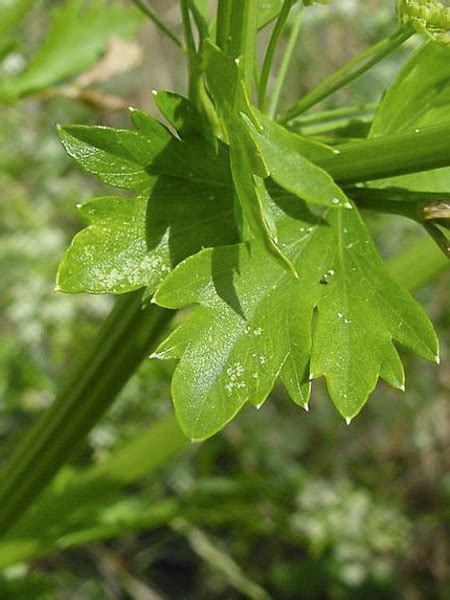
[131,0,184,49]
[0,292,173,537]
[0,0,34,38]
[389,237,448,289]
[258,0,295,111]
[289,103,376,135]
[172,520,272,600]
[279,26,413,123]
[268,6,304,119]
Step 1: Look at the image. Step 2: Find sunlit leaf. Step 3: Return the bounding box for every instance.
[154,188,438,440]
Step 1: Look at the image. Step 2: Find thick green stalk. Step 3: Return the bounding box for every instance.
[346,187,445,220]
[258,0,295,111]
[348,187,450,257]
[279,26,413,123]
[216,0,233,51]
[227,0,258,93]
[0,291,173,536]
[316,122,450,184]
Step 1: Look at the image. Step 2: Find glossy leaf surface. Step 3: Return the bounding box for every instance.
[58,103,237,294]
[154,190,438,440]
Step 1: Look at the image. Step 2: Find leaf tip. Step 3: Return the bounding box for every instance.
[435,354,441,365]
[54,284,62,293]
[303,403,310,412]
[345,416,352,426]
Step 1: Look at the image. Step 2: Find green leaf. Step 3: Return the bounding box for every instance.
[153,89,216,146]
[154,190,438,440]
[153,90,204,134]
[59,108,229,192]
[57,195,165,294]
[204,41,298,274]
[204,42,353,279]
[244,110,352,208]
[59,122,165,192]
[371,43,450,137]
[57,180,237,294]
[370,42,450,192]
[8,0,141,97]
[58,104,237,294]
[257,0,287,28]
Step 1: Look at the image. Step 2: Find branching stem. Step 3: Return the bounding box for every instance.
[279,26,413,123]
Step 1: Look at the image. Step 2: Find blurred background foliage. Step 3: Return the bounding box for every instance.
[0,1,449,598]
